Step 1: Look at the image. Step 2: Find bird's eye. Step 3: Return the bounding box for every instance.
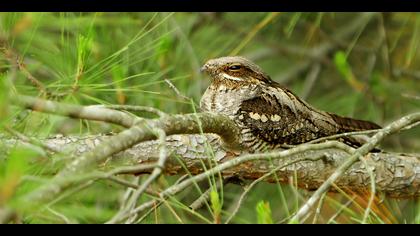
[228,64,242,71]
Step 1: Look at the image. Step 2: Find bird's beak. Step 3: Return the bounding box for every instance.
[200,64,208,73]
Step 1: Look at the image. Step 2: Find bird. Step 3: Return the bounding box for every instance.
[199,56,381,152]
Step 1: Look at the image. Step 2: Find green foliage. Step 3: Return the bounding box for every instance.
[405,15,420,67]
[256,200,273,224]
[288,218,300,224]
[0,147,34,206]
[210,188,222,223]
[334,51,351,81]
[0,75,11,129]
[333,51,364,92]
[0,12,419,224]
[76,33,93,73]
[284,12,301,38]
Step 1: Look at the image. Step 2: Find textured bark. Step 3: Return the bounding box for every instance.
[2,133,419,198]
[5,95,420,206]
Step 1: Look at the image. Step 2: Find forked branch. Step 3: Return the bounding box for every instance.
[1,95,419,223]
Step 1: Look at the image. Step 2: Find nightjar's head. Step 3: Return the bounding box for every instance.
[201,56,273,86]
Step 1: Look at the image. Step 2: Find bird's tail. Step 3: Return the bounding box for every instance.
[328,113,381,132]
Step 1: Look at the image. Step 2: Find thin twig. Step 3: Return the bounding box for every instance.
[401,120,420,131]
[87,104,167,118]
[160,195,184,224]
[107,176,140,189]
[189,179,226,211]
[2,48,47,95]
[174,174,190,185]
[113,177,139,223]
[136,200,163,223]
[326,198,356,224]
[393,67,420,81]
[360,156,376,224]
[46,207,72,224]
[312,191,327,224]
[306,129,381,144]
[164,79,191,101]
[402,93,420,101]
[301,63,321,100]
[109,163,157,175]
[42,164,157,208]
[13,95,140,128]
[133,174,191,223]
[16,58,48,95]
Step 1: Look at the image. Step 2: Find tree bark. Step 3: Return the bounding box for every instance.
[3,133,419,198]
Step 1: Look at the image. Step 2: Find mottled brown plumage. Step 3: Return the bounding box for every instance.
[200,56,381,152]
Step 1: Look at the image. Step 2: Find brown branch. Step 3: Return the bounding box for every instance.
[16,58,48,95]
[2,129,419,223]
[3,132,418,198]
[4,95,420,223]
[10,95,241,206]
[1,48,47,94]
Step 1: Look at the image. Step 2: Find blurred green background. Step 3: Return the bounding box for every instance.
[0,12,419,224]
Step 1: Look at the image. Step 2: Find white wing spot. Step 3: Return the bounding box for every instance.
[271,114,281,122]
[260,114,268,122]
[249,112,261,120]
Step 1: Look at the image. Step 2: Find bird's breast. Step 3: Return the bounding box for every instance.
[200,83,259,117]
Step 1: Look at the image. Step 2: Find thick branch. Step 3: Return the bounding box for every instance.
[3,133,419,198]
[6,95,420,208]
[11,96,241,204]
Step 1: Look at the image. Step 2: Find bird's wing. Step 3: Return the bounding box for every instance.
[238,89,336,146]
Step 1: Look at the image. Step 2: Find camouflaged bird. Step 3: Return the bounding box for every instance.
[200,56,381,152]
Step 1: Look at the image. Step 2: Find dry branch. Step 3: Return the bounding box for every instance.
[2,95,419,223]
[2,132,419,198]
